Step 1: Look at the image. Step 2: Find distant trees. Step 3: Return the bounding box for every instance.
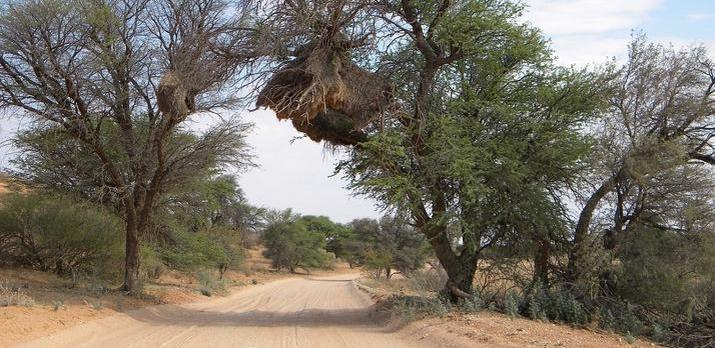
[148,173,256,278]
[260,212,428,277]
[296,215,354,261]
[352,216,428,279]
[262,213,331,272]
[0,0,256,291]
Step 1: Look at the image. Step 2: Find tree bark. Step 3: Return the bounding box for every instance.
[121,220,141,292]
[533,237,550,286]
[441,254,478,302]
[423,225,478,302]
[566,172,620,283]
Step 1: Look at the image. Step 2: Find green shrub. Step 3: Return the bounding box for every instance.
[389,295,450,322]
[504,290,520,318]
[459,293,484,313]
[197,270,227,296]
[526,282,549,320]
[651,323,667,342]
[155,229,229,271]
[0,193,123,280]
[262,220,330,272]
[52,300,65,311]
[141,245,166,279]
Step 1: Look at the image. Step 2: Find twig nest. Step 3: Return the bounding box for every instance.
[156,70,195,120]
[291,110,368,146]
[257,41,393,146]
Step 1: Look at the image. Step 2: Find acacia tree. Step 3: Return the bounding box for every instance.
[252,0,606,300]
[333,0,606,300]
[567,36,715,285]
[0,0,255,291]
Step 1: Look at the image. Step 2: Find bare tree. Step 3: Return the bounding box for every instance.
[0,0,256,291]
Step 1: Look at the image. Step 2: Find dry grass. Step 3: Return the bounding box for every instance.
[0,282,35,307]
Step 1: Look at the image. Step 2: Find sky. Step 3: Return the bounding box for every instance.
[1,0,714,223]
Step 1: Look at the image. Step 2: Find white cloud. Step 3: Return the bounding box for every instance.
[687,13,715,21]
[523,0,663,35]
[548,35,628,66]
[522,0,664,66]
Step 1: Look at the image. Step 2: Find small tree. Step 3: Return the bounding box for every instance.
[0,0,256,291]
[349,215,428,278]
[296,215,354,262]
[262,215,330,272]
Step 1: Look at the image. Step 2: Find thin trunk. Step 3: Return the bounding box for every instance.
[122,219,141,292]
[567,172,619,283]
[533,237,550,287]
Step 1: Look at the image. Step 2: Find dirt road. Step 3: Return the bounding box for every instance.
[17,274,429,348]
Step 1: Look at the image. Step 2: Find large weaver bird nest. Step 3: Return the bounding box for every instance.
[256,39,393,146]
[156,70,196,121]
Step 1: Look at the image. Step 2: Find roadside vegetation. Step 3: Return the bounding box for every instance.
[0,0,712,347]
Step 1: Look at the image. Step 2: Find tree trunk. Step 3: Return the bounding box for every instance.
[566,173,618,283]
[121,220,141,292]
[441,257,478,303]
[533,237,550,287]
[422,225,477,302]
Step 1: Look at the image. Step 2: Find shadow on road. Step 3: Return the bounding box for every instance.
[124,305,388,329]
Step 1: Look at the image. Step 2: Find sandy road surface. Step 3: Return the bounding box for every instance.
[17,274,428,348]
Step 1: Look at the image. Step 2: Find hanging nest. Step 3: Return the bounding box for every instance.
[256,39,393,146]
[156,70,196,121]
[291,109,368,146]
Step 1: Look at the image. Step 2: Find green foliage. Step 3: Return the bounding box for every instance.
[348,215,429,278]
[0,193,123,280]
[296,216,354,261]
[526,282,549,320]
[153,228,229,272]
[503,290,520,318]
[147,173,249,275]
[616,220,715,316]
[363,248,393,278]
[197,270,227,297]
[140,245,166,279]
[459,294,484,313]
[262,213,331,271]
[52,300,65,311]
[389,295,451,323]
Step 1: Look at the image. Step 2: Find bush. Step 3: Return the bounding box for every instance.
[504,290,520,318]
[0,193,123,280]
[197,270,227,296]
[389,295,451,322]
[148,219,245,276]
[141,246,166,279]
[0,282,34,307]
[154,228,228,272]
[262,220,330,272]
